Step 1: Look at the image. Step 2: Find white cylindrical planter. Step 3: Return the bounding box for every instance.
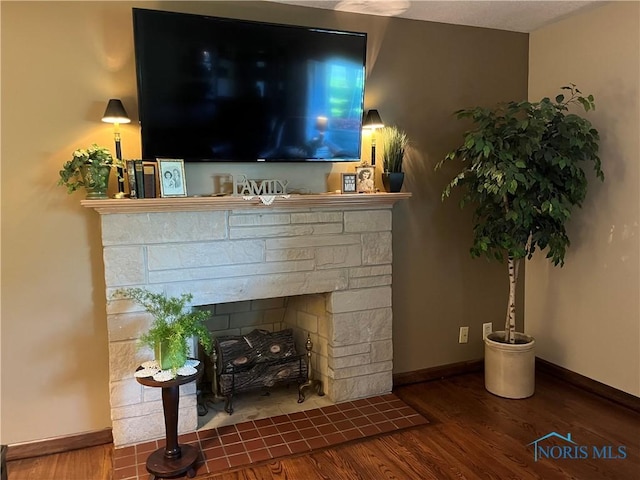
[484,331,535,399]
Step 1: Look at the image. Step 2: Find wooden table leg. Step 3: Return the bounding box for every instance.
[162,385,181,458]
[145,445,198,479]
[145,384,199,478]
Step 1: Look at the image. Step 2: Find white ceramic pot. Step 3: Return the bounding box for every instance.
[484,331,535,399]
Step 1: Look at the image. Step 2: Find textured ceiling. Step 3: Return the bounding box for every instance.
[268,1,604,33]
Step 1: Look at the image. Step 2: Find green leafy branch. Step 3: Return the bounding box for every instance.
[437,84,603,267]
[112,288,213,369]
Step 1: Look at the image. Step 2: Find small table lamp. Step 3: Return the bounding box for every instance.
[102,99,131,197]
[363,109,384,166]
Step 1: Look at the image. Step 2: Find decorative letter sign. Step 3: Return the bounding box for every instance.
[233,175,289,196]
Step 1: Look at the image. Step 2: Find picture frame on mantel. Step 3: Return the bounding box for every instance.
[341,173,357,193]
[158,159,187,197]
[356,166,375,193]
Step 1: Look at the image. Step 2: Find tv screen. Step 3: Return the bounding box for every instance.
[132,8,367,162]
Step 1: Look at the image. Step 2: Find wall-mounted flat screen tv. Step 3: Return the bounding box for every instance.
[132,8,367,162]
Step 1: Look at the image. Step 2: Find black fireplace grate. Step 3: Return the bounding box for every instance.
[215,329,308,414]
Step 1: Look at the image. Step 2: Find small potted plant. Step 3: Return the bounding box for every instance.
[112,288,213,373]
[58,143,121,199]
[436,84,603,398]
[379,125,408,192]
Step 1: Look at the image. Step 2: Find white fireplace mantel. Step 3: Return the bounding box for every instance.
[85,191,410,446]
[81,192,411,214]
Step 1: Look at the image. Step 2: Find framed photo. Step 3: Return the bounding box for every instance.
[341,173,357,193]
[158,159,187,197]
[355,166,375,193]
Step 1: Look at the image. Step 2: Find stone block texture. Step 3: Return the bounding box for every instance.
[99,206,396,446]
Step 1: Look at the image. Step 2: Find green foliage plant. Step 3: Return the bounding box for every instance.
[380,125,409,173]
[436,84,603,344]
[58,143,122,194]
[112,288,213,372]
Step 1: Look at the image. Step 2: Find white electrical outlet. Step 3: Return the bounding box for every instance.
[459,326,469,343]
[483,322,493,340]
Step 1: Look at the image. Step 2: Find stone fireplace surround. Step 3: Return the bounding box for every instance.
[83,193,409,447]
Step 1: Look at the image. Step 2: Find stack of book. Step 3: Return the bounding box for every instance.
[125,160,160,198]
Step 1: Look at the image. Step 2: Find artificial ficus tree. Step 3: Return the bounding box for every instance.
[437,84,603,344]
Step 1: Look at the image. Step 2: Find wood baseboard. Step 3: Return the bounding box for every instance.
[393,359,483,387]
[536,358,640,413]
[6,428,112,461]
[394,358,640,414]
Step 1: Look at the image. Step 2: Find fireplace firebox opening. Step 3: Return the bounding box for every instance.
[195,295,332,429]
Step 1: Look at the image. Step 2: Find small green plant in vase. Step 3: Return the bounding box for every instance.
[112,288,213,374]
[379,126,408,192]
[58,143,122,199]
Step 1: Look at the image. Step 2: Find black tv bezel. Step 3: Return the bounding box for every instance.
[132,8,368,163]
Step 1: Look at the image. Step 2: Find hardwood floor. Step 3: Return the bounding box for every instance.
[5,444,112,480]
[7,371,639,479]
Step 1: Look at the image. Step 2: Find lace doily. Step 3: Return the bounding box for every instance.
[242,194,290,205]
[134,359,201,382]
[176,365,197,376]
[134,368,159,378]
[153,370,175,382]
